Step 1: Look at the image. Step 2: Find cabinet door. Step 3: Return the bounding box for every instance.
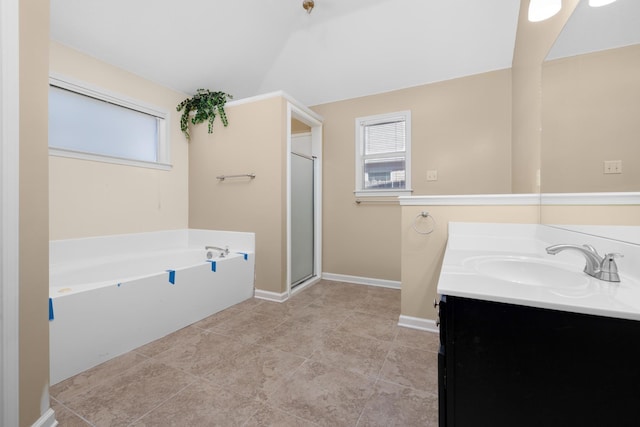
[437,295,448,427]
[444,296,640,427]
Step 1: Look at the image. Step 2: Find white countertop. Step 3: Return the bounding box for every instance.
[437,222,640,321]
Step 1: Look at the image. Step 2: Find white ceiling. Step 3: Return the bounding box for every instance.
[50,0,521,106]
[547,0,640,60]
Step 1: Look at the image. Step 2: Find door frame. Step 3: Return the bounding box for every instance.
[286,100,323,297]
[1,0,21,424]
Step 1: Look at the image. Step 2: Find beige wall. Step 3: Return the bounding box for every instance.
[312,69,513,281]
[291,118,310,134]
[542,205,640,226]
[189,96,288,294]
[48,42,189,239]
[403,201,640,322]
[401,205,540,320]
[541,45,640,193]
[511,0,579,193]
[19,0,50,425]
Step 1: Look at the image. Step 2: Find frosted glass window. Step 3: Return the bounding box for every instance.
[355,111,412,196]
[48,80,169,168]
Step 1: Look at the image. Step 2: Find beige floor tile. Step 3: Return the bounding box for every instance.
[135,325,203,357]
[232,297,264,311]
[151,330,249,376]
[285,286,320,307]
[357,293,401,320]
[257,319,332,358]
[290,302,353,330]
[357,380,438,426]
[304,280,344,295]
[51,351,148,403]
[266,360,376,427]
[65,359,195,426]
[51,398,92,427]
[192,307,244,330]
[131,379,262,427]
[251,299,305,318]
[394,327,440,352]
[314,286,369,310]
[379,345,439,393]
[244,405,319,427]
[204,343,306,401]
[311,330,392,377]
[338,312,399,342]
[366,286,400,299]
[211,310,286,343]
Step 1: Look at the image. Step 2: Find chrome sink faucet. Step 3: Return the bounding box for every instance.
[546,244,622,282]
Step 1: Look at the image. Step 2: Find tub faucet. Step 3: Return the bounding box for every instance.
[545,244,622,282]
[205,245,229,258]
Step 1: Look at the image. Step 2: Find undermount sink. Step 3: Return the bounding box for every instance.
[465,256,590,288]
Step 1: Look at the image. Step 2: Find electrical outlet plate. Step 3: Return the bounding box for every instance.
[604,160,622,174]
[427,170,438,181]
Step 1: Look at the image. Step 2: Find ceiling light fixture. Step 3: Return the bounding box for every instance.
[528,0,561,22]
[303,0,314,14]
[588,0,617,7]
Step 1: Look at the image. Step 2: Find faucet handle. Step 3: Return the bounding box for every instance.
[599,253,623,282]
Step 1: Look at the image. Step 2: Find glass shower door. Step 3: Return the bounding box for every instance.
[291,152,314,287]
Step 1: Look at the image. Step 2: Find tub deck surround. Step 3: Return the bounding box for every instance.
[438,222,640,321]
[49,229,255,385]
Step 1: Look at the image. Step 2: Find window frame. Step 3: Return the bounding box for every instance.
[354,110,412,197]
[48,73,171,170]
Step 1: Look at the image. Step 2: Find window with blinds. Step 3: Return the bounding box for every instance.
[355,111,412,196]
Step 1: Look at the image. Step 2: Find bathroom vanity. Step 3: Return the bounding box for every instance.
[437,223,640,427]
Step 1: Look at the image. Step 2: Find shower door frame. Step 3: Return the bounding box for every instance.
[286,101,323,297]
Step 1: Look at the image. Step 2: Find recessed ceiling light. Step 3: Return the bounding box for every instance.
[589,0,617,7]
[528,0,562,22]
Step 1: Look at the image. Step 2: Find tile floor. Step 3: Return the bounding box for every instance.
[50,280,439,426]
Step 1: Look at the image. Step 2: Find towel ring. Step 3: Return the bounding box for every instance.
[412,211,436,235]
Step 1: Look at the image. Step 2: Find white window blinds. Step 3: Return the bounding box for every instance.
[364,120,406,155]
[355,111,412,196]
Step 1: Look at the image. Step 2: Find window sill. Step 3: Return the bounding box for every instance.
[49,148,172,171]
[354,189,413,198]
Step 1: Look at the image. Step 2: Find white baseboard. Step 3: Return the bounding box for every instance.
[254,289,289,302]
[32,408,58,427]
[321,272,401,290]
[398,315,439,333]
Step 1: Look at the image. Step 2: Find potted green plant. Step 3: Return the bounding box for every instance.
[176,89,233,140]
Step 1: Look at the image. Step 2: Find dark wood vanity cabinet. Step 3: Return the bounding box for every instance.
[438,295,640,427]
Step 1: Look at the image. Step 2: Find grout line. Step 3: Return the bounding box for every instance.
[125,375,200,426]
[51,396,97,427]
[354,376,382,427]
[374,376,439,398]
[372,326,400,380]
[51,352,152,406]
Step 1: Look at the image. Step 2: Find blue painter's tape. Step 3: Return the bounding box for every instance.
[207,260,217,272]
[237,252,248,261]
[167,270,176,284]
[49,298,54,321]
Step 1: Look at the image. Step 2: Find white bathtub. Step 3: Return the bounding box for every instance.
[49,229,255,384]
